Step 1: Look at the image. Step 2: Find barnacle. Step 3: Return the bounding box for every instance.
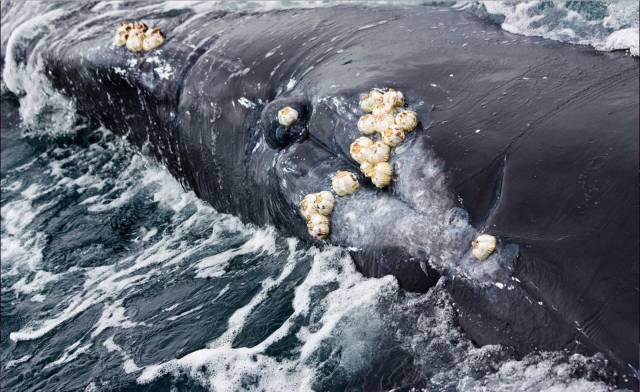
[381,125,405,147]
[395,110,417,132]
[383,88,405,108]
[307,213,330,240]
[367,141,391,164]
[359,161,374,178]
[313,191,335,216]
[126,30,145,52]
[114,31,128,47]
[350,137,374,164]
[278,106,299,127]
[299,194,317,220]
[471,234,497,261]
[357,114,377,135]
[142,27,165,51]
[332,171,359,196]
[359,90,384,113]
[371,162,393,188]
[373,113,395,134]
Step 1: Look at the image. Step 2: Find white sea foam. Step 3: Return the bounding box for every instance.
[602,28,639,56]
[0,174,51,281]
[458,0,639,56]
[103,335,142,374]
[45,341,93,369]
[195,227,277,278]
[138,246,400,391]
[166,305,204,322]
[2,7,77,134]
[4,355,32,369]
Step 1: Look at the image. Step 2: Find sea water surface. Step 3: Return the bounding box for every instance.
[1,1,635,391]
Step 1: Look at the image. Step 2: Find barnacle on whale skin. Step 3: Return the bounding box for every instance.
[371,162,393,188]
[383,88,405,108]
[367,141,391,164]
[395,110,418,132]
[299,194,317,220]
[357,114,377,135]
[471,234,497,261]
[313,191,335,216]
[143,27,165,51]
[350,136,374,164]
[114,31,129,47]
[373,113,396,134]
[307,213,330,240]
[126,30,145,52]
[372,103,394,116]
[133,22,149,32]
[359,161,374,178]
[382,125,405,147]
[116,21,133,35]
[332,171,359,196]
[359,90,384,113]
[278,106,299,127]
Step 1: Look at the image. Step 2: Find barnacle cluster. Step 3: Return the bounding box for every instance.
[290,95,498,257]
[298,171,360,240]
[294,88,416,240]
[300,191,335,240]
[352,88,418,188]
[114,21,165,52]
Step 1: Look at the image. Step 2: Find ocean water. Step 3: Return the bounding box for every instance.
[456,0,639,56]
[0,1,635,391]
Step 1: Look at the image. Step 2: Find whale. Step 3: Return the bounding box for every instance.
[2,2,638,389]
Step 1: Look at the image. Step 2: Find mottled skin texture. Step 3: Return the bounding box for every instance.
[2,3,638,388]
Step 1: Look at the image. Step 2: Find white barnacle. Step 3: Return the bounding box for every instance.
[371,162,393,188]
[278,106,299,127]
[381,125,405,147]
[126,30,145,52]
[383,88,405,108]
[395,110,418,132]
[359,90,384,113]
[349,136,373,164]
[471,234,497,261]
[367,141,390,164]
[114,31,128,47]
[373,113,395,134]
[357,114,377,135]
[371,103,394,116]
[133,22,149,33]
[313,191,335,216]
[359,161,374,178]
[299,193,317,220]
[307,213,330,240]
[116,21,133,35]
[332,171,359,196]
[143,27,165,51]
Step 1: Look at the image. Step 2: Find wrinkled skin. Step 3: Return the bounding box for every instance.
[2,2,638,389]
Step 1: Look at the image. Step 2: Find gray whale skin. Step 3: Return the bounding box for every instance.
[3,3,638,389]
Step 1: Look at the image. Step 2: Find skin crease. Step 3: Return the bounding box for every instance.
[2,3,638,389]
